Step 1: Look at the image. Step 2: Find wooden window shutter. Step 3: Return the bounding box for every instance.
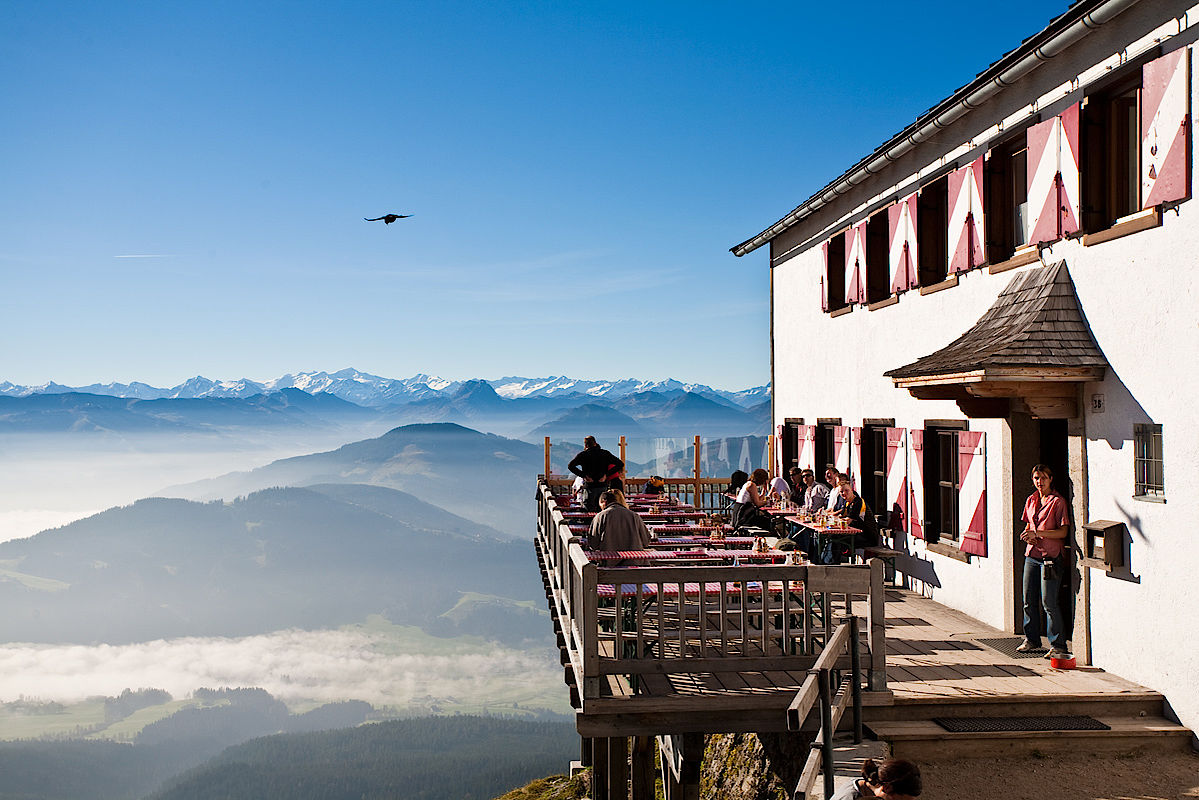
[888,193,918,293]
[948,156,986,273]
[833,426,851,476]
[1028,105,1081,244]
[908,430,925,540]
[797,425,817,472]
[850,426,862,486]
[821,242,830,312]
[1142,48,1191,208]
[957,431,987,557]
[845,222,867,305]
[884,427,907,532]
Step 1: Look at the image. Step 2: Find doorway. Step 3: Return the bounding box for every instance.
[1008,414,1073,638]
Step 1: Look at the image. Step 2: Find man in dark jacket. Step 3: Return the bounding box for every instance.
[568,435,624,512]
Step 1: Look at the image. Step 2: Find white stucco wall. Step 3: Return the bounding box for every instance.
[766,31,1198,733]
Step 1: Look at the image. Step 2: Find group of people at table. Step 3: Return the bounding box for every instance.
[566,436,879,566]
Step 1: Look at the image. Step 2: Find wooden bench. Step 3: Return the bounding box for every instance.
[861,518,905,586]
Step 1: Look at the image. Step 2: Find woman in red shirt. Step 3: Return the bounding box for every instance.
[1018,464,1071,658]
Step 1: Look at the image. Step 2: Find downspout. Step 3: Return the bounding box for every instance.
[732,0,1143,258]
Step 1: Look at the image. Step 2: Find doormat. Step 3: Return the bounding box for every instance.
[975,636,1046,659]
[934,716,1110,733]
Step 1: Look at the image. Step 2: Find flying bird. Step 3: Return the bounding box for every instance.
[364,214,413,224]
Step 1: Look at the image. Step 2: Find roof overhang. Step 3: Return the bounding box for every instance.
[885,263,1108,419]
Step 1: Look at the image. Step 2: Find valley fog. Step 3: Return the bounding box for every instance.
[0,625,568,714]
[0,426,389,542]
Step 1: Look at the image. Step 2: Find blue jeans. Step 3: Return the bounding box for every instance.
[1023,556,1067,650]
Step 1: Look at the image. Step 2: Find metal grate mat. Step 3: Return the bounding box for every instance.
[934,716,1110,733]
[975,636,1048,659]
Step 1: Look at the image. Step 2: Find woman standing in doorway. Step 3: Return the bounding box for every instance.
[1018,464,1071,659]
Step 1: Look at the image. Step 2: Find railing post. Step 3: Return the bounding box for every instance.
[849,615,863,744]
[544,436,551,479]
[818,668,834,800]
[867,558,887,691]
[693,435,702,508]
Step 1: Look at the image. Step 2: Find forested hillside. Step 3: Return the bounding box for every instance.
[149,716,576,800]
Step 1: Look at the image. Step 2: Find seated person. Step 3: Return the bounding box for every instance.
[768,473,791,504]
[836,478,880,549]
[587,489,653,565]
[787,468,806,505]
[800,469,829,514]
[644,475,667,496]
[731,468,774,532]
[728,470,749,496]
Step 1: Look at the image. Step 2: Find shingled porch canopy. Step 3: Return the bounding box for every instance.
[885,262,1107,418]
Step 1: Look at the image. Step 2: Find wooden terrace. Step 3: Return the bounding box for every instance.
[534,475,1190,799]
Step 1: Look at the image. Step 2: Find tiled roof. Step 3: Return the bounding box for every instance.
[885,262,1108,380]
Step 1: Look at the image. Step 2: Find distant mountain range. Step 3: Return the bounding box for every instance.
[0,380,770,442]
[0,368,769,408]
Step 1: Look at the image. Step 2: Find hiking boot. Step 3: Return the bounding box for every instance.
[1015,639,1042,653]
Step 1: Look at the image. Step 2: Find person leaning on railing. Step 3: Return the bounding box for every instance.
[568,435,623,513]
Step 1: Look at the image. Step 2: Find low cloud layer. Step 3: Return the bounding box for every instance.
[0,629,564,710]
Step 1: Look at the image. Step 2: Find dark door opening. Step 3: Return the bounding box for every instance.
[1009,415,1073,639]
[815,423,837,478]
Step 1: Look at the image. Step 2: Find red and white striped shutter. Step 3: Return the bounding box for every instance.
[776,424,785,476]
[888,193,918,293]
[845,221,867,305]
[1027,116,1060,245]
[821,242,830,312]
[958,431,987,557]
[833,426,851,476]
[908,430,925,539]
[1059,103,1081,237]
[948,156,986,273]
[884,428,907,532]
[1142,49,1191,208]
[1028,105,1082,244]
[796,425,816,472]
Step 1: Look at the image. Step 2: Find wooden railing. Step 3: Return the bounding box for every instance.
[787,617,865,800]
[535,480,887,710]
[542,476,734,515]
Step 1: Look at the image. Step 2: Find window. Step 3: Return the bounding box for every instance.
[815,422,839,476]
[923,426,960,542]
[1133,424,1164,499]
[917,175,948,286]
[824,232,846,312]
[862,426,887,515]
[864,211,890,304]
[985,134,1030,262]
[1082,76,1141,232]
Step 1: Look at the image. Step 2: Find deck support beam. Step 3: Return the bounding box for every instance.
[631,736,656,800]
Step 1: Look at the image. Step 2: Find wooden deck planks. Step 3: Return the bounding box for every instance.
[581,585,1157,724]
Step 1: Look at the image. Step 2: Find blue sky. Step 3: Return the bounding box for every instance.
[2,0,1069,391]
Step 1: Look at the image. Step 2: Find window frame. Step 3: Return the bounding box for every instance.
[922,423,965,544]
[1081,73,1142,233]
[824,231,848,313]
[984,132,1030,264]
[1133,423,1165,501]
[916,175,949,287]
